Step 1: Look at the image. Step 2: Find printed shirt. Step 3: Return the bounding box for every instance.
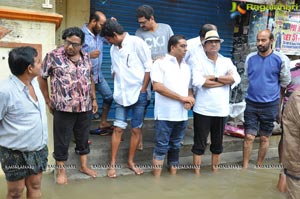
[41,46,93,112]
[192,54,241,117]
[82,24,106,83]
[151,54,192,121]
[110,33,152,106]
[0,76,48,151]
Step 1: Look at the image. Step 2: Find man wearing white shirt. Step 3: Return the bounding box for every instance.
[192,30,241,175]
[100,19,152,178]
[185,24,217,66]
[151,35,195,176]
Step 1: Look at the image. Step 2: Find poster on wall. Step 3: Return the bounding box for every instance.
[273,10,300,55]
[248,10,269,45]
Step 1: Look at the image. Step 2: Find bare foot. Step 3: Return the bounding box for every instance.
[128,163,143,175]
[80,167,97,178]
[56,169,68,185]
[107,168,117,178]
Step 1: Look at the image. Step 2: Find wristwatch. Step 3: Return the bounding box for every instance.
[215,74,219,82]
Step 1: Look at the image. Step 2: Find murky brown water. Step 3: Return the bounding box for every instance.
[0,167,286,199]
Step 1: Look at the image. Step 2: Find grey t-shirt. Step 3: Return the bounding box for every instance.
[135,23,174,60]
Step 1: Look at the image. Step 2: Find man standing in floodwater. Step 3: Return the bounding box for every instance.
[243,29,290,169]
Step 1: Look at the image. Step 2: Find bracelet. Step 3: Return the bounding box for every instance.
[92,98,96,101]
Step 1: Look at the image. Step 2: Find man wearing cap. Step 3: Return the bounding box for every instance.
[191,30,241,175]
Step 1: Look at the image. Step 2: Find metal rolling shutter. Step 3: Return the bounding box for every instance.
[91,0,234,119]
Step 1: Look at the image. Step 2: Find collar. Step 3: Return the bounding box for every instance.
[82,23,96,37]
[10,75,26,92]
[165,54,186,65]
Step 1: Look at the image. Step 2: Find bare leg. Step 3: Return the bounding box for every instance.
[137,133,143,151]
[169,166,177,175]
[277,171,287,192]
[6,179,25,199]
[152,159,164,177]
[128,128,143,175]
[56,161,67,185]
[256,136,270,166]
[277,135,287,192]
[99,105,111,128]
[108,127,123,178]
[193,154,202,175]
[79,154,97,178]
[212,153,220,173]
[242,134,255,169]
[25,172,43,199]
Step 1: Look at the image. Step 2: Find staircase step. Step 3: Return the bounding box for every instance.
[59,119,281,179]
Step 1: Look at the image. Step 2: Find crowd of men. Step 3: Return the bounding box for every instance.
[0,4,299,199]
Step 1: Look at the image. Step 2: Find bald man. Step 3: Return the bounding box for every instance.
[243,29,291,169]
[82,11,113,134]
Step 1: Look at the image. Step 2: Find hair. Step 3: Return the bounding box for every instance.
[100,19,125,37]
[62,27,85,45]
[199,24,217,38]
[168,34,186,52]
[8,46,37,76]
[136,5,154,20]
[258,29,274,40]
[89,11,100,23]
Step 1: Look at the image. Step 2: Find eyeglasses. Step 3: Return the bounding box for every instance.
[64,40,81,48]
[138,19,149,25]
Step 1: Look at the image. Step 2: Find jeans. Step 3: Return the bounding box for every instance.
[113,92,148,129]
[153,120,187,166]
[95,77,113,107]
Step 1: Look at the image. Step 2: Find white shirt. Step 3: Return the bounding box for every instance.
[110,33,152,106]
[151,54,192,121]
[0,76,48,151]
[192,54,241,117]
[185,36,206,66]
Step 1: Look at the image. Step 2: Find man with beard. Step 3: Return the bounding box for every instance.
[242,29,291,169]
[38,27,98,184]
[82,11,114,134]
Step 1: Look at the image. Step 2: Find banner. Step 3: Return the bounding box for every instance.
[273,10,300,55]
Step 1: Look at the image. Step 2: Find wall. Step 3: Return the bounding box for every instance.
[0,0,55,12]
[55,0,90,45]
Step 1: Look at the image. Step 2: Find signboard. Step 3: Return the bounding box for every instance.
[235,0,275,4]
[273,10,300,55]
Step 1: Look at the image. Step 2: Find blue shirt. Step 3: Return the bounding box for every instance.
[244,51,291,103]
[82,24,106,83]
[0,76,48,151]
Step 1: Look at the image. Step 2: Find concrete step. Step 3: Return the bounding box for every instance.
[61,119,281,179]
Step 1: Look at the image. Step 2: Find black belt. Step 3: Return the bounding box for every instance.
[284,168,300,181]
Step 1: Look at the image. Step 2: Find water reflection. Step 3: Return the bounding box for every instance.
[0,168,286,199]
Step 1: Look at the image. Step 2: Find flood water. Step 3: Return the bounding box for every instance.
[0,167,286,199]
